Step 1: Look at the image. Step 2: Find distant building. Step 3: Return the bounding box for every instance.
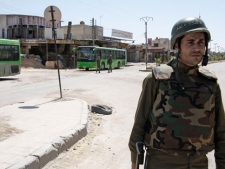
[127,37,170,63]
[0,14,66,56]
[61,21,103,40]
[0,14,171,65]
[0,14,62,39]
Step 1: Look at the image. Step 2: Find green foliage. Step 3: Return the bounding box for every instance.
[155,58,161,66]
[170,56,175,61]
[208,54,225,62]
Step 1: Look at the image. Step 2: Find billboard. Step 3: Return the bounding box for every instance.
[111,29,133,39]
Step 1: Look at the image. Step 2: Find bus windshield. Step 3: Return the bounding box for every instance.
[0,45,20,61]
[0,39,21,77]
[77,47,95,61]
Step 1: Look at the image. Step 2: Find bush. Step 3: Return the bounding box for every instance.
[155,58,161,66]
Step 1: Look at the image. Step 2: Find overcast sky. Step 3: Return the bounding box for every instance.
[0,0,224,52]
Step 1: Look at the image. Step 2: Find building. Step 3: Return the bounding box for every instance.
[127,37,170,63]
[62,21,103,41]
[0,14,65,40]
[0,14,171,66]
[0,14,69,59]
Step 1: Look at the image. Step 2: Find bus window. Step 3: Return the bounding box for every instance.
[77,47,94,60]
[0,45,19,61]
[111,51,114,59]
[95,50,101,60]
[105,50,109,58]
[107,50,111,58]
[0,39,21,77]
[118,51,125,59]
[102,50,107,59]
[123,51,125,59]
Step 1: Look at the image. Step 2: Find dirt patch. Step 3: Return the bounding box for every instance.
[0,116,22,141]
[21,55,46,69]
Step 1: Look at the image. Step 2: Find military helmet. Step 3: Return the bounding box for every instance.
[171,17,211,49]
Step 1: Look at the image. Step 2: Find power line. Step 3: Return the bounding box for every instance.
[0,2,41,16]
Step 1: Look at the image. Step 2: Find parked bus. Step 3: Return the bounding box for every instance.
[0,39,21,77]
[76,46,127,70]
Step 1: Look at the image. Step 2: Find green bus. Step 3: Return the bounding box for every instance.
[0,39,21,77]
[76,46,127,70]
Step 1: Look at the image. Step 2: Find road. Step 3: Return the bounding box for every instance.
[0,61,224,169]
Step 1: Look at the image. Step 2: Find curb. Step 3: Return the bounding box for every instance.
[139,69,152,72]
[7,99,88,169]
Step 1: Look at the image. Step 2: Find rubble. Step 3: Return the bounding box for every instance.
[21,54,46,69]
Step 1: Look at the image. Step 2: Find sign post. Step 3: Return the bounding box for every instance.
[44,6,62,98]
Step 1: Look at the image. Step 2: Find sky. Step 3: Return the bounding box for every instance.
[0,0,224,52]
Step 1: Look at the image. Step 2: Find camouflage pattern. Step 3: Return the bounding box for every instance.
[146,58,218,156]
[96,57,101,73]
[96,57,101,67]
[107,56,112,72]
[129,57,225,166]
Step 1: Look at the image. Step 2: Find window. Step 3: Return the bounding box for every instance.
[2,29,4,38]
[94,50,101,59]
[102,50,108,59]
[0,45,19,61]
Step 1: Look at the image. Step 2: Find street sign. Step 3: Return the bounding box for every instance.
[44,6,61,24]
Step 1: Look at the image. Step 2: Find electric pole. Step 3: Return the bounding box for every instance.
[140,17,153,69]
[217,46,220,53]
[214,43,217,53]
[91,18,95,46]
[100,15,103,26]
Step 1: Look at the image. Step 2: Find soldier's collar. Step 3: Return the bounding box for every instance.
[177,60,199,75]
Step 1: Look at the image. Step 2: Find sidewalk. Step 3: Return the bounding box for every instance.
[0,97,88,169]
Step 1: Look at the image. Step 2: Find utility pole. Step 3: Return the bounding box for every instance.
[100,15,103,26]
[210,40,213,52]
[214,43,217,53]
[91,18,95,46]
[140,17,153,69]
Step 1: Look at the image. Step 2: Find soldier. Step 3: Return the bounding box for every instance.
[96,55,101,73]
[107,55,112,73]
[129,17,225,169]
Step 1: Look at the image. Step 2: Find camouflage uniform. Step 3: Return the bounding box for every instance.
[128,58,225,169]
[96,57,101,73]
[107,56,112,73]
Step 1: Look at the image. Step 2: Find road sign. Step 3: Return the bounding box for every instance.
[44,6,61,24]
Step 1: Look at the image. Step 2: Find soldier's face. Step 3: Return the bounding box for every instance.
[176,32,205,66]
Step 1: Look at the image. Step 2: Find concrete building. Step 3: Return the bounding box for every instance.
[62,21,103,41]
[127,37,171,63]
[0,14,68,56]
[0,14,56,39]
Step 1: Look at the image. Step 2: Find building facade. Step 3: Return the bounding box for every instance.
[0,14,171,66]
[62,21,103,41]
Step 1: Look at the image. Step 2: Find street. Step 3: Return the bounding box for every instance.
[0,61,224,169]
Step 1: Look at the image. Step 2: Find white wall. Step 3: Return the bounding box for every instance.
[44,28,64,39]
[62,24,103,40]
[56,28,64,39]
[44,28,52,39]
